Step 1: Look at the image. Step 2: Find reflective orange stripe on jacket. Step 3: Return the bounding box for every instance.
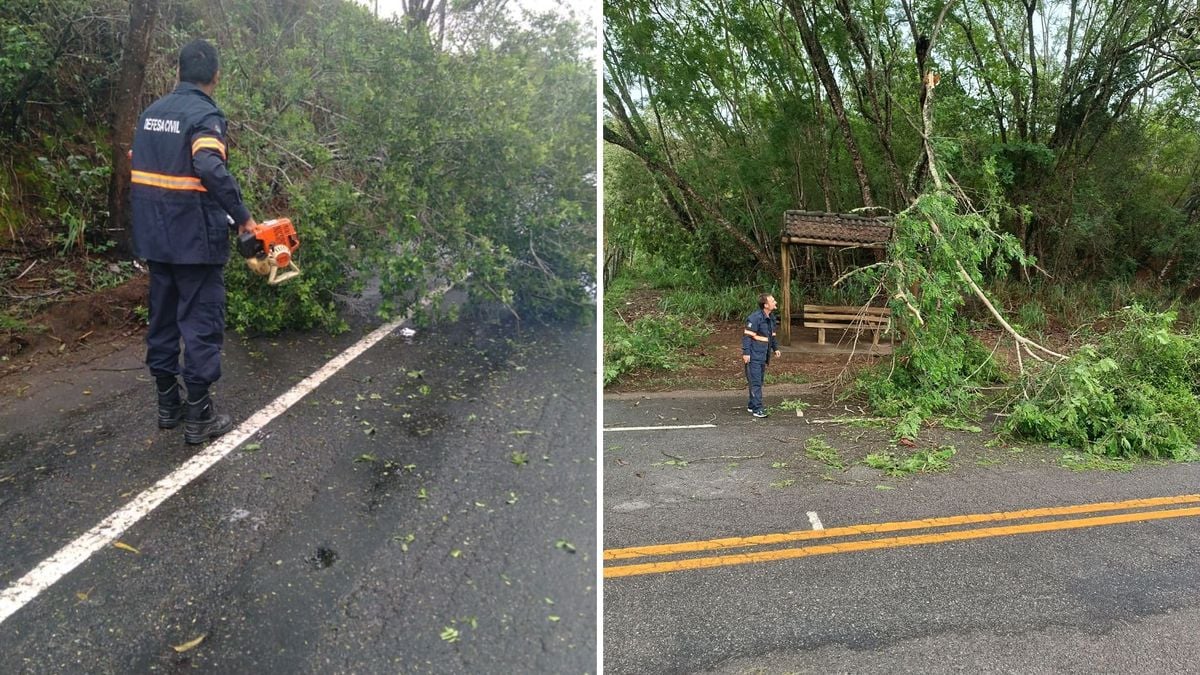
[131,170,207,192]
[744,330,769,342]
[191,136,227,160]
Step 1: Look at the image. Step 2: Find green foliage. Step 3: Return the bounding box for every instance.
[1007,306,1200,460]
[804,436,843,469]
[224,179,354,334]
[777,399,809,412]
[1017,300,1048,335]
[604,0,1199,297]
[1058,451,1134,473]
[0,312,29,333]
[658,285,752,322]
[864,445,956,476]
[603,313,710,385]
[85,259,134,290]
[855,192,1016,435]
[2,0,594,333]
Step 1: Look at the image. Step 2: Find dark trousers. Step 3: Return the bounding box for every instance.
[746,360,766,411]
[146,261,225,388]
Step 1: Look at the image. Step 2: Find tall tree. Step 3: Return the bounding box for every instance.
[784,0,877,208]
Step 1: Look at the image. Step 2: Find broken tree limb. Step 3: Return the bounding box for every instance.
[924,216,1065,363]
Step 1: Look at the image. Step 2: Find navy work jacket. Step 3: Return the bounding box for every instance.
[742,309,778,364]
[131,82,251,265]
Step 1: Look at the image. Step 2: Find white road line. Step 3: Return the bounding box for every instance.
[603,424,718,432]
[0,291,444,626]
[807,511,824,530]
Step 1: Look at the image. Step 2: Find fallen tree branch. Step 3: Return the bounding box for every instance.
[925,216,1065,363]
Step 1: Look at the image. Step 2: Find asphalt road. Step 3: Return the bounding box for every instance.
[0,310,596,673]
[603,392,1200,674]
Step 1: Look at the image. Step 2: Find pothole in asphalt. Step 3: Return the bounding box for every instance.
[307,546,338,569]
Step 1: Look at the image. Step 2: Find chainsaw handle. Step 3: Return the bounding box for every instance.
[237,231,262,258]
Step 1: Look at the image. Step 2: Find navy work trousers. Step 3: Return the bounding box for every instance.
[145,261,225,387]
[745,360,766,412]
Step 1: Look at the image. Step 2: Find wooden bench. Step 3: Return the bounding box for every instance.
[802,304,892,346]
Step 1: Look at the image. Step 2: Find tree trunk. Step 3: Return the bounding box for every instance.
[107,0,159,258]
[784,0,875,208]
[833,0,910,205]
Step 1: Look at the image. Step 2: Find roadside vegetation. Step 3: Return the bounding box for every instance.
[1,0,594,348]
[603,0,1200,462]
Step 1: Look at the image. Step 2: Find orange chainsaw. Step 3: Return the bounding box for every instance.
[237,217,301,285]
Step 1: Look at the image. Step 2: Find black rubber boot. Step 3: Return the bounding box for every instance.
[157,379,183,429]
[184,394,233,445]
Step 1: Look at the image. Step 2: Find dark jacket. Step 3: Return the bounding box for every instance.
[742,309,778,364]
[130,82,251,265]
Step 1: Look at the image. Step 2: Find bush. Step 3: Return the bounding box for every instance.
[1007,306,1200,459]
[603,313,710,385]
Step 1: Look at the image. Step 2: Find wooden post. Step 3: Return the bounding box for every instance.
[780,240,791,345]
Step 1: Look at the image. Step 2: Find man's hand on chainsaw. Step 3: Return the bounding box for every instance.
[239,217,258,235]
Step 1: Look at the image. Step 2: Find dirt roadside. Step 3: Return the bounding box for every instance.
[1,271,148,400]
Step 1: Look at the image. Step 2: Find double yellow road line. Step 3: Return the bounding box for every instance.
[604,494,1200,579]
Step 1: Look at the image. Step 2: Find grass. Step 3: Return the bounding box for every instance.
[0,312,30,333]
[659,286,753,321]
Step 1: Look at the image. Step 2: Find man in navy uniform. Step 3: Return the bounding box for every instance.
[742,293,780,418]
[131,39,257,444]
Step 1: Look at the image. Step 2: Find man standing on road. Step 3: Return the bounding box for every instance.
[130,39,257,444]
[743,293,780,418]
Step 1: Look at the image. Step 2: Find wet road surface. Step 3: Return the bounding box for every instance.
[1,312,596,672]
[603,393,1200,674]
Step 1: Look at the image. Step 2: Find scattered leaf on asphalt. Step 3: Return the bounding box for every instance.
[440,626,460,642]
[876,485,896,490]
[509,429,534,436]
[242,443,261,452]
[450,549,462,558]
[505,491,519,505]
[548,615,560,622]
[355,453,377,463]
[112,541,139,554]
[172,634,206,653]
[555,540,576,553]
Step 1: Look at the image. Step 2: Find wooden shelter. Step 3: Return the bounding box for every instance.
[779,210,894,345]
